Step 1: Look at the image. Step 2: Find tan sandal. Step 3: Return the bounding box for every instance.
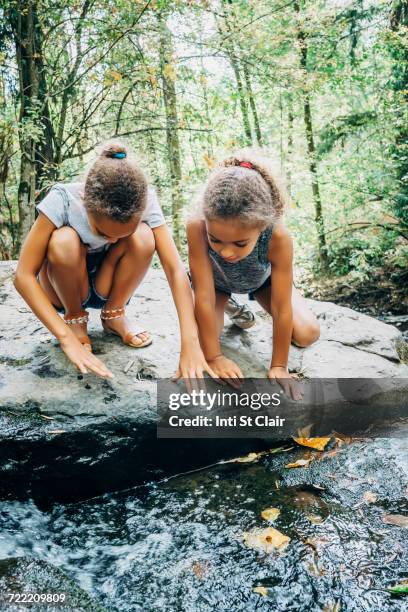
[64,311,92,351]
[100,306,152,348]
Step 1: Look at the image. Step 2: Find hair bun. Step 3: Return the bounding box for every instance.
[100,141,128,159]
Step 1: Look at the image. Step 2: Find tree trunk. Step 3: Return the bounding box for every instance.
[217,1,252,145]
[242,61,262,146]
[390,1,408,227]
[286,98,294,198]
[199,27,215,157]
[33,14,55,188]
[294,0,328,270]
[225,48,252,145]
[146,131,161,193]
[158,14,183,249]
[13,1,40,247]
[303,97,327,268]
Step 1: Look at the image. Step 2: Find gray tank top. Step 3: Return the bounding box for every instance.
[209,225,273,294]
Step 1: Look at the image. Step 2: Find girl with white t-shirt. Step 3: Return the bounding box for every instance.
[14,141,216,381]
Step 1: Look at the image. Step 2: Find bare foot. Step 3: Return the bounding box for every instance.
[102,315,151,346]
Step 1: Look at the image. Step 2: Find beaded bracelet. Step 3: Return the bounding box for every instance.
[100,306,125,321]
[64,311,89,325]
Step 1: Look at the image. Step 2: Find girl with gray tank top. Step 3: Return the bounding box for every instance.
[187,149,320,394]
[14,140,216,383]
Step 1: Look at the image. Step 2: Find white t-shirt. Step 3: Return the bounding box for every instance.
[37,182,165,252]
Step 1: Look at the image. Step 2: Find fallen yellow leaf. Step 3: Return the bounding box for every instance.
[253,586,269,596]
[261,507,280,521]
[293,437,331,451]
[224,452,262,464]
[285,458,313,469]
[242,527,290,552]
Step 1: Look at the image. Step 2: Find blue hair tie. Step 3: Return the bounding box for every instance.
[112,152,126,159]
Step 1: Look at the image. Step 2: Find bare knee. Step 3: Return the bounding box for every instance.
[293,320,320,348]
[125,223,155,259]
[47,227,84,266]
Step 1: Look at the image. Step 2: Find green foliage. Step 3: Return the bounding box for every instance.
[325,229,399,280]
[317,112,378,158]
[0,0,406,281]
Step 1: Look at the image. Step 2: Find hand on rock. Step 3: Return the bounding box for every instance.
[268,366,302,400]
[60,333,113,379]
[207,355,244,389]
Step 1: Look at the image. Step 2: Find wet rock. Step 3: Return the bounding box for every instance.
[0,557,107,611]
[0,261,407,505]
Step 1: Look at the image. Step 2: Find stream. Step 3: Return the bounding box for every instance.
[1,438,407,611]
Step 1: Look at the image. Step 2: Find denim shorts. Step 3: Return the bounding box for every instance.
[248,275,271,300]
[214,275,272,300]
[188,271,272,301]
[54,249,108,313]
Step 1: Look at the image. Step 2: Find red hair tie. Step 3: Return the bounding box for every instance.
[239,161,254,169]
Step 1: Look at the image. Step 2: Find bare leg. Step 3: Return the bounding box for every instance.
[214,291,230,337]
[38,227,90,347]
[94,222,155,345]
[253,284,320,347]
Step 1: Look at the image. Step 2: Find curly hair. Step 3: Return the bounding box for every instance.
[84,140,148,223]
[201,148,288,228]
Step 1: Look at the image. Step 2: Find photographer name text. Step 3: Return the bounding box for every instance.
[168,415,285,427]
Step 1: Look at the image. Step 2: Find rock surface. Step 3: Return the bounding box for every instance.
[0,260,407,504]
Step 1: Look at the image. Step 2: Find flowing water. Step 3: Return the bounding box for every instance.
[1,439,407,611]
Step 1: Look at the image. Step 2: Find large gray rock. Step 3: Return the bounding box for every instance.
[0,261,407,504]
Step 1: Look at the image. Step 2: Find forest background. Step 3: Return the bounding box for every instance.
[0,0,407,313]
